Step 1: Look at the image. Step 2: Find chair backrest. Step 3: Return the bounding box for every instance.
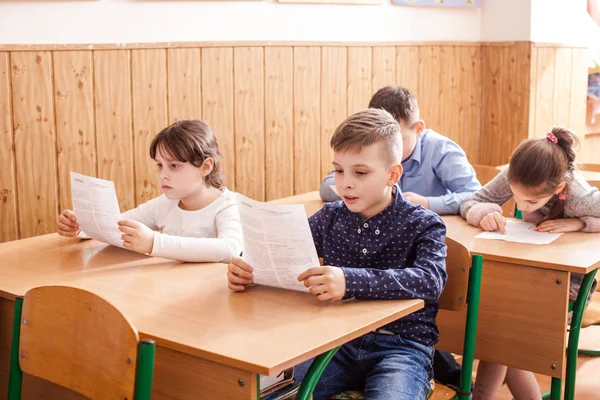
[582,163,600,172]
[19,286,139,399]
[472,164,502,186]
[588,180,600,191]
[473,164,517,218]
[439,237,472,311]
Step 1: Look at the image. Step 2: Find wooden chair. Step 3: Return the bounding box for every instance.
[472,165,516,218]
[581,163,600,172]
[289,238,483,400]
[7,285,155,400]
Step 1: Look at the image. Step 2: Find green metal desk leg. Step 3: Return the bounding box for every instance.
[564,269,598,400]
[295,347,341,400]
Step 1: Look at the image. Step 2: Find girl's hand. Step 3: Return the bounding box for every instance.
[57,210,81,237]
[535,218,585,233]
[227,257,254,291]
[479,211,507,234]
[298,266,346,301]
[118,220,154,254]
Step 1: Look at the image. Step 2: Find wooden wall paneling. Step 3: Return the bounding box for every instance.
[293,47,321,195]
[347,47,372,115]
[167,48,202,123]
[499,43,531,164]
[321,47,347,179]
[438,47,462,157]
[417,46,441,130]
[528,43,539,141]
[53,51,96,212]
[201,48,235,190]
[372,46,396,95]
[462,46,482,164]
[553,47,573,129]
[264,47,294,201]
[234,47,265,201]
[11,52,58,238]
[395,46,419,94]
[532,46,557,138]
[0,52,18,242]
[570,48,590,161]
[93,50,135,212]
[480,45,504,166]
[132,49,168,206]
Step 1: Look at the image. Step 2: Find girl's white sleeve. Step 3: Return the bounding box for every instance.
[120,196,165,229]
[149,201,243,263]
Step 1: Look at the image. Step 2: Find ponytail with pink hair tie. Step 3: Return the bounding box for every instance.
[547,132,558,144]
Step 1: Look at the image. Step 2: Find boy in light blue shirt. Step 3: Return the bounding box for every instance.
[319,86,481,216]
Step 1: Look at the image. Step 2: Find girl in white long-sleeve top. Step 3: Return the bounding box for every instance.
[57,119,243,263]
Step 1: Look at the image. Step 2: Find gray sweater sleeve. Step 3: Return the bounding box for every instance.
[565,176,600,232]
[459,169,514,219]
[319,172,341,202]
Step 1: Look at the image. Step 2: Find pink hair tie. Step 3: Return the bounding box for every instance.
[547,132,558,144]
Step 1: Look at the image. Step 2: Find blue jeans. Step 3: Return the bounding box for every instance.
[294,332,434,400]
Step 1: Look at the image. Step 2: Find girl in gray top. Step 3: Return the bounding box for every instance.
[460,126,600,400]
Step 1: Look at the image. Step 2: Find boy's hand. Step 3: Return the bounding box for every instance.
[480,211,506,234]
[535,218,584,233]
[118,220,154,254]
[298,266,346,301]
[57,210,81,237]
[404,192,429,209]
[227,257,254,291]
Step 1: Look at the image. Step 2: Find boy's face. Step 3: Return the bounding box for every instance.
[332,142,402,219]
[399,120,425,162]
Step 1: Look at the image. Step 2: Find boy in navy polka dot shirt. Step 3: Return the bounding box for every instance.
[228,108,448,400]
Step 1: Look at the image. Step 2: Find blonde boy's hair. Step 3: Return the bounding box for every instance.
[330,108,403,165]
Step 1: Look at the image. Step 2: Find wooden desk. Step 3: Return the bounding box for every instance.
[0,233,423,400]
[272,192,600,382]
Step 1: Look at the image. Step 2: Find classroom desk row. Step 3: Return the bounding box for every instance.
[0,191,598,399]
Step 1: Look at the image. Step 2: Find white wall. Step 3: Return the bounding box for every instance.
[480,0,531,41]
[530,0,597,47]
[0,0,481,44]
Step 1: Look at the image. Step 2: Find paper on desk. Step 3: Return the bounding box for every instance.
[329,184,339,196]
[70,171,124,248]
[236,193,319,292]
[475,220,563,245]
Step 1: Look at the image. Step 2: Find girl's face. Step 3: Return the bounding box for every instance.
[509,181,566,213]
[154,145,212,201]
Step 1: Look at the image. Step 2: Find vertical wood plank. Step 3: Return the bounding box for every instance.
[570,48,590,156]
[480,45,503,166]
[264,47,293,201]
[500,43,531,163]
[528,44,539,140]
[132,49,168,205]
[0,52,18,242]
[293,47,321,195]
[347,47,372,115]
[202,48,235,190]
[463,46,482,164]
[11,52,58,238]
[533,47,557,138]
[54,51,96,211]
[553,48,573,128]
[438,47,462,150]
[234,47,264,201]
[94,50,135,212]
[372,46,396,94]
[396,46,419,94]
[321,47,347,178]
[167,48,202,122]
[417,46,441,129]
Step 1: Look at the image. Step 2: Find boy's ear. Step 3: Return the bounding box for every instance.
[200,158,215,177]
[388,164,403,186]
[415,120,425,137]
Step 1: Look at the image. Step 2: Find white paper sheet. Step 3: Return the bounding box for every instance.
[70,171,124,248]
[236,193,320,292]
[475,219,563,245]
[329,184,339,196]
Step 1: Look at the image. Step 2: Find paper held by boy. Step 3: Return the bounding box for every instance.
[475,219,563,245]
[236,193,320,293]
